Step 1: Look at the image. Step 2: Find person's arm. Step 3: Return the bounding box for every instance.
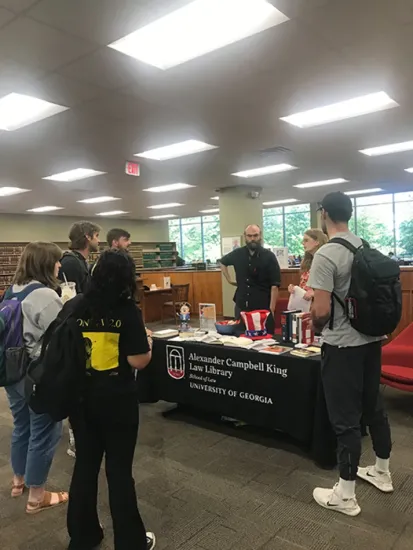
[269,253,281,316]
[219,251,237,286]
[36,290,63,332]
[307,253,335,332]
[122,302,152,370]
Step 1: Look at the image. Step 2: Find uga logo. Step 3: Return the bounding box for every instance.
[166,345,185,380]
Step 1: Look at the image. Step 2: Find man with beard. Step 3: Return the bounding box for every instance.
[107,228,131,250]
[220,224,280,333]
[59,221,101,295]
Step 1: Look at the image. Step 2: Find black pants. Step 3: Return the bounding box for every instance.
[67,396,147,550]
[322,342,392,481]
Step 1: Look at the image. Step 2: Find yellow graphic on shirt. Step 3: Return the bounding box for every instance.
[82,331,120,372]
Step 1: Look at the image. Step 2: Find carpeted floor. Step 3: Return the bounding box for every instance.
[0,385,412,549]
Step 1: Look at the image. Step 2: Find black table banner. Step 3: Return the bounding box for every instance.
[139,340,336,467]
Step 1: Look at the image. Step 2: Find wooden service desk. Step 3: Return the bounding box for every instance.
[139,269,223,319]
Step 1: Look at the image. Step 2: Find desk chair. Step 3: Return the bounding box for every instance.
[381,323,413,392]
[161,284,190,324]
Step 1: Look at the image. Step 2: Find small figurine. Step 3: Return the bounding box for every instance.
[178,302,191,330]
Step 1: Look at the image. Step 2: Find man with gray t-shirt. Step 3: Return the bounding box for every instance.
[308,192,392,517]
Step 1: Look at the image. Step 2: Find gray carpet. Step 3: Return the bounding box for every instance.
[0,385,412,549]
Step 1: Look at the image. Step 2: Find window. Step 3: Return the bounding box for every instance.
[168,215,221,263]
[263,203,311,255]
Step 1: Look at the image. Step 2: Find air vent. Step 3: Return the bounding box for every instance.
[260,146,292,154]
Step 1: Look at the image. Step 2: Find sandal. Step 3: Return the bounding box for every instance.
[11,481,25,498]
[26,491,69,515]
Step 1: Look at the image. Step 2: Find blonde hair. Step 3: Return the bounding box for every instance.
[13,241,62,289]
[301,229,328,273]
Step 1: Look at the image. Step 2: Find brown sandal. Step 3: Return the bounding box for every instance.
[11,482,25,498]
[26,491,69,515]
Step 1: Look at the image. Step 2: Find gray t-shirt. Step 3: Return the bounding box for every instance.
[11,281,63,358]
[308,232,382,347]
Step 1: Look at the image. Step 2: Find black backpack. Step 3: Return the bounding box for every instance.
[25,297,88,421]
[329,238,402,337]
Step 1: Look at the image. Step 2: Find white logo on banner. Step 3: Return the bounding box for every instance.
[166,345,185,380]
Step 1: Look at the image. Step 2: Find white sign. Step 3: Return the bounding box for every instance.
[222,236,241,256]
[199,303,216,331]
[163,276,171,289]
[272,246,289,268]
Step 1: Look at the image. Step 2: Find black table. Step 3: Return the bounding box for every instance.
[139,340,336,467]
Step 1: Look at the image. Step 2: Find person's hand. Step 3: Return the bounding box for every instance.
[146,328,153,337]
[288,284,295,294]
[303,289,314,301]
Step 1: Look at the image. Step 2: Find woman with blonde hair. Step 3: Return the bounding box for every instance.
[4,241,68,513]
[288,229,328,301]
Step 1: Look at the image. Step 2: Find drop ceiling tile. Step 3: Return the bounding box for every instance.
[0,7,13,28]
[0,17,96,72]
[0,0,38,12]
[0,58,46,96]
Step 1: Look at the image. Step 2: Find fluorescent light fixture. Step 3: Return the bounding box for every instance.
[344,188,382,196]
[150,214,178,219]
[232,163,297,178]
[200,208,219,213]
[77,196,120,204]
[0,187,30,197]
[280,92,398,128]
[143,183,194,193]
[147,203,183,209]
[135,139,217,161]
[263,198,298,206]
[108,0,288,70]
[96,210,129,216]
[405,167,413,173]
[211,196,219,200]
[360,140,413,156]
[43,168,107,182]
[0,93,68,131]
[294,178,348,189]
[27,206,63,213]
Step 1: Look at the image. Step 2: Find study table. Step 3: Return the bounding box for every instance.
[139,339,336,468]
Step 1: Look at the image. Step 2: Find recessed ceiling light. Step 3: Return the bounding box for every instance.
[344,188,382,196]
[150,214,178,219]
[0,93,69,131]
[280,92,398,128]
[108,0,288,70]
[200,208,219,213]
[0,187,30,197]
[27,206,64,213]
[294,178,348,189]
[232,163,297,178]
[263,198,298,206]
[147,203,183,209]
[135,140,217,161]
[405,167,413,173]
[211,196,219,200]
[96,210,129,216]
[43,168,107,182]
[77,196,120,204]
[143,183,195,193]
[360,140,413,156]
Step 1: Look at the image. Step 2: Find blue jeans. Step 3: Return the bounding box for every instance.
[5,380,62,487]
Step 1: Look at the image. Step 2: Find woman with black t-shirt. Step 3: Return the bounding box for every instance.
[66,249,155,550]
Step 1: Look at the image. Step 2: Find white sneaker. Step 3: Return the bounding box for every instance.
[146,532,156,550]
[313,484,361,517]
[67,446,76,458]
[357,465,394,493]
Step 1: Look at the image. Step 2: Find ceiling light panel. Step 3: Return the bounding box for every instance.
[294,178,348,189]
[405,167,413,173]
[200,208,219,213]
[150,214,178,219]
[280,92,398,128]
[136,140,217,161]
[27,206,63,213]
[96,210,129,216]
[77,196,120,204]
[232,163,297,178]
[263,199,298,206]
[108,0,288,70]
[0,93,68,131]
[0,187,30,197]
[360,141,413,156]
[344,188,382,196]
[147,203,183,209]
[143,183,195,193]
[43,168,107,182]
[211,196,219,200]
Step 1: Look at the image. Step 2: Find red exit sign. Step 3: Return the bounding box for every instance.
[125,161,140,176]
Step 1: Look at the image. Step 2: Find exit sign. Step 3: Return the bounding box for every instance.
[125,161,140,176]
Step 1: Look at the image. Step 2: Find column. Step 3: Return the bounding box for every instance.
[310,203,321,229]
[219,187,263,317]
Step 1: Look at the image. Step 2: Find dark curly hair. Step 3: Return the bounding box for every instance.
[85,249,136,311]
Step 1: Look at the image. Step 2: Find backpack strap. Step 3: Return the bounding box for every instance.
[5,283,45,302]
